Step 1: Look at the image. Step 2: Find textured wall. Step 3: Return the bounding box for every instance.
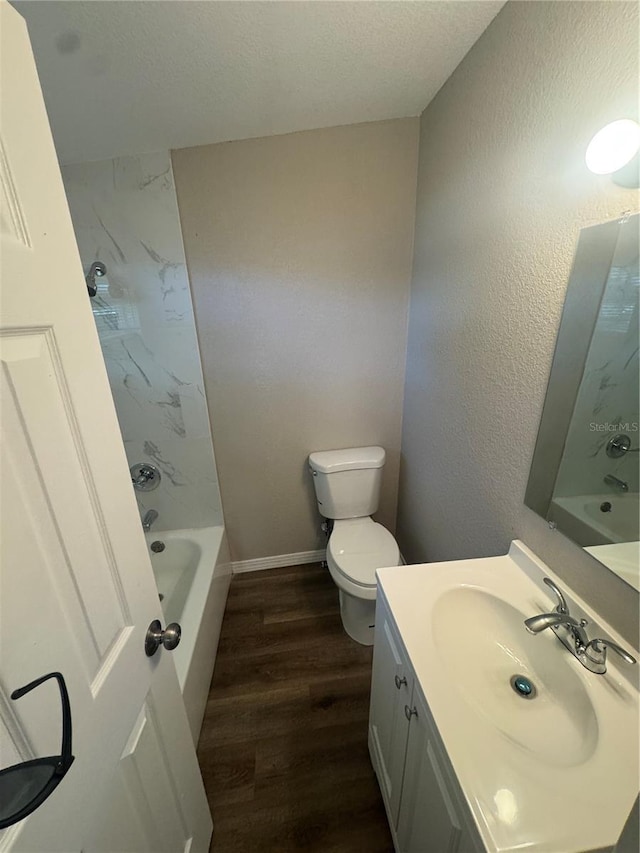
[173,119,419,562]
[62,152,223,532]
[397,1,639,643]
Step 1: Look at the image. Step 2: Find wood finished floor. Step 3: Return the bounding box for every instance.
[198,562,393,853]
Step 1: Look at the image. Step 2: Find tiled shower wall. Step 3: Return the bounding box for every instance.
[62,151,223,531]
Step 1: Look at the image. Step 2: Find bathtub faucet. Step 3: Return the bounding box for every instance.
[604,473,629,493]
[142,509,158,532]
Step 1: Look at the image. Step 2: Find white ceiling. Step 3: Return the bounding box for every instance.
[15,1,504,165]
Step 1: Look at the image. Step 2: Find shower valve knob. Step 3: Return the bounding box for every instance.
[130,462,161,492]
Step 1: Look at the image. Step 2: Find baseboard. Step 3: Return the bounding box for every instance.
[231,548,327,574]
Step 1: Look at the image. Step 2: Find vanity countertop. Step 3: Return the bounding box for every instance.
[376,540,639,853]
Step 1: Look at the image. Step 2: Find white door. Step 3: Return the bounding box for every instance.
[0,3,212,851]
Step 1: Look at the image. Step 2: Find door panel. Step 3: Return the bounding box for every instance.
[90,695,193,853]
[1,330,128,672]
[120,699,191,853]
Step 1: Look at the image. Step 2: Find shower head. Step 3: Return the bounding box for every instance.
[86,261,106,297]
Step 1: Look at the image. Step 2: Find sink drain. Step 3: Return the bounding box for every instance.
[510,674,537,700]
[150,540,165,553]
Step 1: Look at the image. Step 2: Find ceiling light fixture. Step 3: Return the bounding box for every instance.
[585,119,640,188]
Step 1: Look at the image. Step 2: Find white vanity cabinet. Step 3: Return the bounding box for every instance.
[368,608,412,825]
[369,595,483,853]
[369,545,640,853]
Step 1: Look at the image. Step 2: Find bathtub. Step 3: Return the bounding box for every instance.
[585,541,640,592]
[550,492,639,546]
[145,526,231,744]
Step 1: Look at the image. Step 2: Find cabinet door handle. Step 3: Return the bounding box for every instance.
[404,704,417,721]
[394,675,407,689]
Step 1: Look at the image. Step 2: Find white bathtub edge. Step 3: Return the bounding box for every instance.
[150,526,229,745]
[183,528,231,745]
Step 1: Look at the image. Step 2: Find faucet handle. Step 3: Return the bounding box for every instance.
[586,638,637,667]
[130,463,161,492]
[543,577,568,614]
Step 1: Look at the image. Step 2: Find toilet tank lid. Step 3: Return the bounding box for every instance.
[308,446,385,473]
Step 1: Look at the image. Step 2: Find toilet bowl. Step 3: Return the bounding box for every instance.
[326,517,399,644]
[308,446,401,645]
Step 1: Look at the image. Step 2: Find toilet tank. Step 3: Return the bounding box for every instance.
[308,446,385,519]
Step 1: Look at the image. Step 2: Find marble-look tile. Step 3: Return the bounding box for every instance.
[555,257,639,498]
[62,151,223,531]
[125,437,222,532]
[101,331,211,444]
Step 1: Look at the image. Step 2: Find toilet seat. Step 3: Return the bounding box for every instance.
[327,517,400,591]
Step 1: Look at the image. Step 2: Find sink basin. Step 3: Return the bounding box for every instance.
[431,588,598,767]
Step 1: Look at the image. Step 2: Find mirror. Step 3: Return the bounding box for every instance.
[526,214,639,591]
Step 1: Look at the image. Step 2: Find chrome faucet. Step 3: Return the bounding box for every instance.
[524,577,636,674]
[525,611,589,646]
[604,473,629,493]
[142,509,158,532]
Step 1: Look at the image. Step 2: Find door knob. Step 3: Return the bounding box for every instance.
[394,675,407,689]
[145,619,181,657]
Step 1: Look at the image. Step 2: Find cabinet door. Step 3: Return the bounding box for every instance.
[369,604,412,825]
[397,692,472,853]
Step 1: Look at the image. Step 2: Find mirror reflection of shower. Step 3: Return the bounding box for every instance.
[85,260,106,297]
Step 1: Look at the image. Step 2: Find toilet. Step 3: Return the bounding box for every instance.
[308,446,400,645]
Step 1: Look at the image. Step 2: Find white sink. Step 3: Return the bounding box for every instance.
[377,541,639,853]
[432,588,598,768]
